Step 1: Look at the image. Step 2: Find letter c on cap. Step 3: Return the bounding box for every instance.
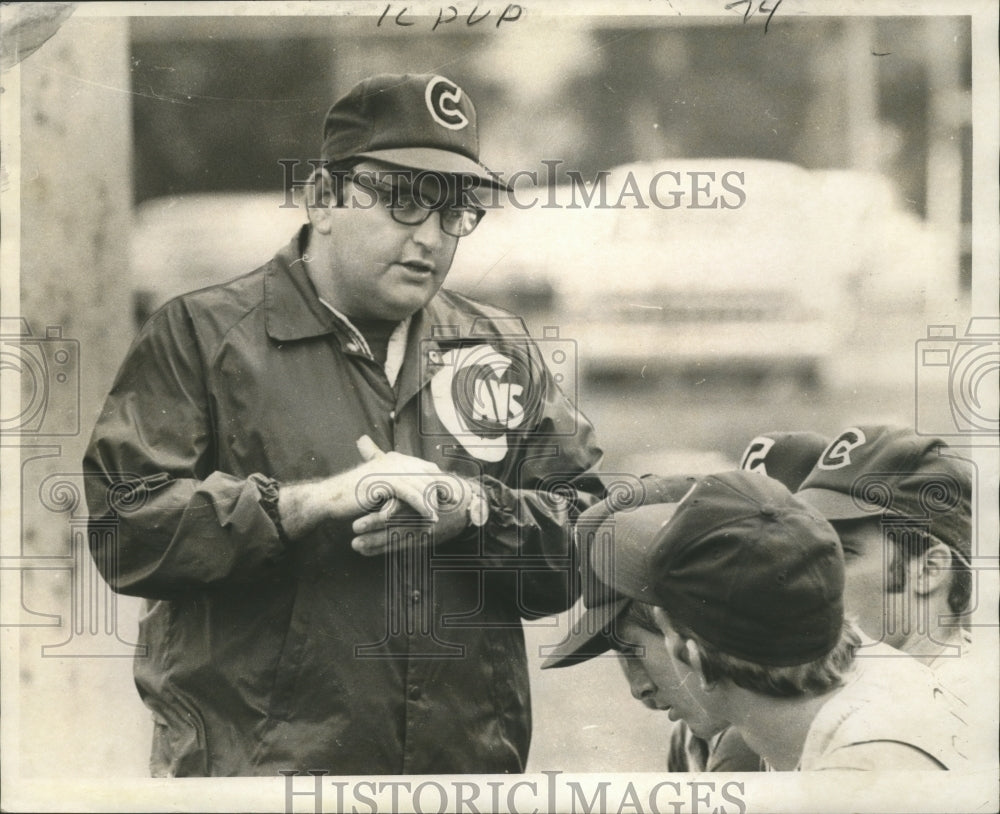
[818,427,867,470]
[426,76,469,130]
[740,436,776,476]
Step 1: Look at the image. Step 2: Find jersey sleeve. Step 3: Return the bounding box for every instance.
[83,300,286,600]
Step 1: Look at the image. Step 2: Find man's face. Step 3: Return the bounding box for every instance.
[318,160,461,321]
[833,517,911,649]
[615,616,728,740]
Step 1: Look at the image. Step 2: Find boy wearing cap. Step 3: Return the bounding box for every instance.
[667,429,830,772]
[544,432,829,772]
[84,74,602,775]
[574,471,968,771]
[541,474,744,759]
[795,425,973,701]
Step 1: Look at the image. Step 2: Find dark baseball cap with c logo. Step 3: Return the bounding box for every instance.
[321,73,509,190]
[795,425,972,563]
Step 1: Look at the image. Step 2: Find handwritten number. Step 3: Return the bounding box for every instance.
[724,0,782,33]
[762,0,783,34]
[723,0,752,23]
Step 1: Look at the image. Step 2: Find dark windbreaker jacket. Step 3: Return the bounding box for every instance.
[83,228,603,776]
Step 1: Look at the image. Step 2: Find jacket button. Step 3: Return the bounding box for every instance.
[408,685,421,701]
[411,589,421,603]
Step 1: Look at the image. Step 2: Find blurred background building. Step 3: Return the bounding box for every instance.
[3,6,986,781]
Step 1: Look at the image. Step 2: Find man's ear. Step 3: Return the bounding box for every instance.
[914,543,953,597]
[683,639,716,692]
[303,167,339,235]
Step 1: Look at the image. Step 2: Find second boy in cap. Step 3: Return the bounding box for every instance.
[796,425,973,701]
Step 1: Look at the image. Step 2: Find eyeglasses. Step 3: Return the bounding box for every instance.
[343,170,485,238]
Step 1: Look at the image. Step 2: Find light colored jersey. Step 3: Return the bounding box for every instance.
[927,628,972,706]
[799,641,969,770]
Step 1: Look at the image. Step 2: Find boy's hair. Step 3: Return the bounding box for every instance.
[883,524,971,618]
[670,616,861,698]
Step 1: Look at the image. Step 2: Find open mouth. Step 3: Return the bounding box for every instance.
[399,260,434,274]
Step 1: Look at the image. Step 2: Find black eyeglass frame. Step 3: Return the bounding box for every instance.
[338,167,487,238]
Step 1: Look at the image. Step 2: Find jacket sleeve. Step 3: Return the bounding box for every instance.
[83,301,286,600]
[473,345,604,620]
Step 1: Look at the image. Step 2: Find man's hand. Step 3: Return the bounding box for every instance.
[352,435,445,522]
[350,436,480,555]
[350,481,478,555]
[276,436,471,542]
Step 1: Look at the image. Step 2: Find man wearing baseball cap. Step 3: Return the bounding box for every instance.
[795,425,973,700]
[580,470,968,770]
[84,73,602,775]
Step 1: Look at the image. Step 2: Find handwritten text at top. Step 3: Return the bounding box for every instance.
[377,4,524,31]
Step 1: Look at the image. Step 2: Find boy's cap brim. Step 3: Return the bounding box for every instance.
[794,426,973,562]
[795,487,882,521]
[540,474,704,670]
[540,474,699,670]
[540,597,630,669]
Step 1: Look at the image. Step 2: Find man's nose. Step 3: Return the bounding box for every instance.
[410,211,443,250]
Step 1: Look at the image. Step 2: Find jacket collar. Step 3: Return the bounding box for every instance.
[264,226,342,342]
[264,226,510,406]
[394,291,522,410]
